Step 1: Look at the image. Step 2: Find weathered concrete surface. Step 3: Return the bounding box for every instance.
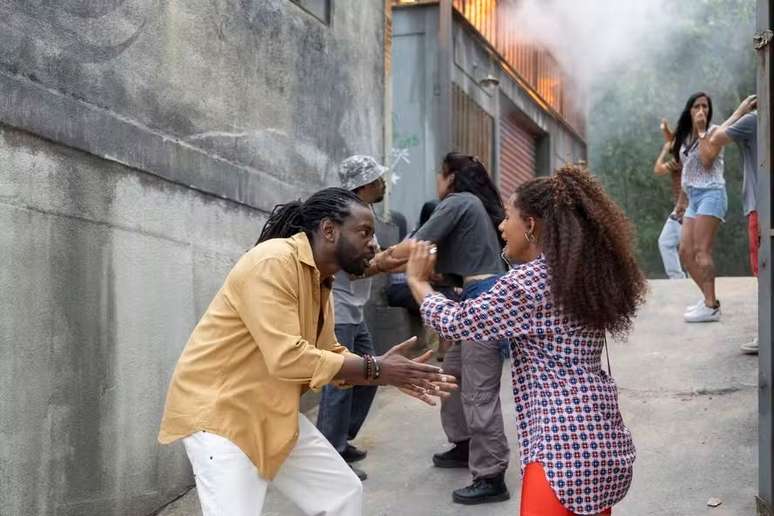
[614,277,758,516]
[0,0,387,208]
[0,1,388,514]
[160,277,758,516]
[0,125,259,516]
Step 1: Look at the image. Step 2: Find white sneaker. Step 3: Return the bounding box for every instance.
[684,303,721,322]
[685,298,704,313]
[741,337,759,355]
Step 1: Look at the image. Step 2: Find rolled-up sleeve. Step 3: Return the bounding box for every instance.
[726,113,755,144]
[231,257,345,388]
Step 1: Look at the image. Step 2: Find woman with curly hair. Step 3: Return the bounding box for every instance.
[406,165,647,515]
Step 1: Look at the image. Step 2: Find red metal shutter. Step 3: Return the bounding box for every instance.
[499,114,536,198]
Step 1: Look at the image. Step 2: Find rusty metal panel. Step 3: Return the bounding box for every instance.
[445,0,584,137]
[499,113,536,197]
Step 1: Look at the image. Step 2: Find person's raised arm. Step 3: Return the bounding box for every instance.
[354,246,407,279]
[654,141,680,177]
[390,197,463,260]
[406,241,532,342]
[701,94,757,168]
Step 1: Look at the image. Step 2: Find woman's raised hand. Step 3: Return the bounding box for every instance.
[660,118,674,143]
[406,240,437,284]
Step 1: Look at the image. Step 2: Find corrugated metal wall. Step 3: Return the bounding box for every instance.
[447,0,583,136]
[499,113,536,197]
[453,83,494,172]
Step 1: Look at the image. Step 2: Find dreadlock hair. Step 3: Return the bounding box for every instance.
[442,152,505,245]
[256,187,366,245]
[672,91,713,163]
[513,164,647,337]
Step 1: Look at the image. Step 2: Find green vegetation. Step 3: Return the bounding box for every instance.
[589,0,756,277]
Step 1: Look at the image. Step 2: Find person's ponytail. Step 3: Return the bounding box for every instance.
[514,165,646,336]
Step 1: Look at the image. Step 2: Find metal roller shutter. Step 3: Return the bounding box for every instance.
[499,114,536,198]
[453,84,494,173]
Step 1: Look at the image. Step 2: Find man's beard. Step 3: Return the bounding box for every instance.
[337,236,370,275]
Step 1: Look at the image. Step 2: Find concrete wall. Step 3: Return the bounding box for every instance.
[0,1,387,514]
[390,5,586,228]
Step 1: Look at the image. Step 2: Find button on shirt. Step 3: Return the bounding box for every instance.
[420,256,635,514]
[158,233,352,479]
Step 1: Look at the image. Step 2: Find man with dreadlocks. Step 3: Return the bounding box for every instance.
[316,155,398,481]
[158,187,456,516]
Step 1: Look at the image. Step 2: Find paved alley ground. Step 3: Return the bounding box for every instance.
[159,277,758,516]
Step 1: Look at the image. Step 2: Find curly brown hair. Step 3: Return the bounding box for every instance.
[513,164,647,336]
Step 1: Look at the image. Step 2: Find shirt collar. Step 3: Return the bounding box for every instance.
[291,232,335,286]
[291,232,317,269]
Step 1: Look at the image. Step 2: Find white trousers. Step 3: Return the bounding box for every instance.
[658,215,687,279]
[183,414,363,516]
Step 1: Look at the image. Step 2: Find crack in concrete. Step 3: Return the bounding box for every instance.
[619,384,756,399]
[147,486,195,516]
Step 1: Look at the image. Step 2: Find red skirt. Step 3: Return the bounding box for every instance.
[520,463,613,516]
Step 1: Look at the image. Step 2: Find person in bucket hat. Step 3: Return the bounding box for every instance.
[316,155,402,480]
[338,155,389,194]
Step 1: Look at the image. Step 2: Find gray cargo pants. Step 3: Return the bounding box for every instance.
[440,339,509,479]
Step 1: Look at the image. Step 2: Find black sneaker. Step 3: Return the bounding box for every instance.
[341,443,367,463]
[452,473,510,505]
[432,440,469,468]
[349,464,367,481]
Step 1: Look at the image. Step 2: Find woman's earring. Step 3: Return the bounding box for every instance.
[524,231,536,243]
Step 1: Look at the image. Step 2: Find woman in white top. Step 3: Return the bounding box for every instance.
[656,92,726,322]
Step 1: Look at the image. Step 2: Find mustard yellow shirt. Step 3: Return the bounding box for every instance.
[158,232,352,479]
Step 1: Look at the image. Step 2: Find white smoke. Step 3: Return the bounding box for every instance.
[502,0,756,131]
[503,0,673,100]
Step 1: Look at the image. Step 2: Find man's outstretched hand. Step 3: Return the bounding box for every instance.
[377,337,457,406]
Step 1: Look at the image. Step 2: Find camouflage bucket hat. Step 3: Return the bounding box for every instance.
[338,155,388,191]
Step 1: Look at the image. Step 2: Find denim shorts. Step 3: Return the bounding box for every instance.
[684,186,727,222]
